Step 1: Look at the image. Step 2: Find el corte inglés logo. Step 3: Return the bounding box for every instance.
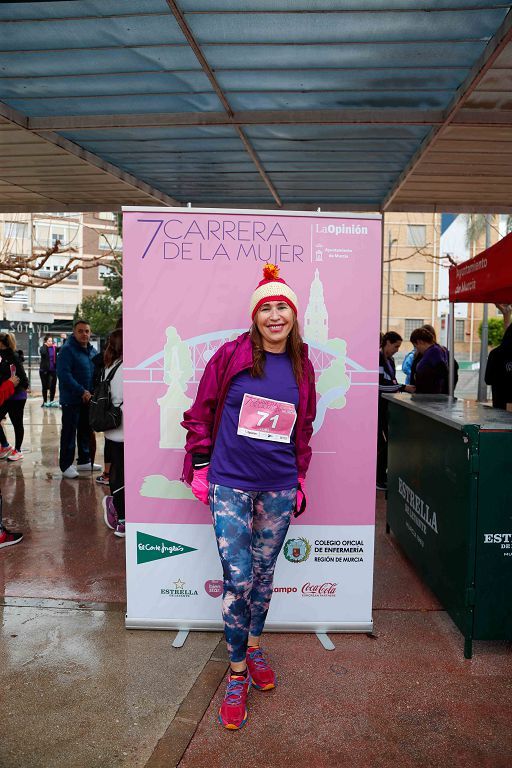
[137,531,197,564]
[283,537,311,563]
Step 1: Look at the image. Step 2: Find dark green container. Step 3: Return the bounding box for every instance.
[384,394,512,658]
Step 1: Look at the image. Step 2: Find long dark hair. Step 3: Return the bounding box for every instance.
[103,329,123,368]
[250,314,304,383]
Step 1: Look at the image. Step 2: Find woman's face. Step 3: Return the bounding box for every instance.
[384,340,401,357]
[255,300,294,352]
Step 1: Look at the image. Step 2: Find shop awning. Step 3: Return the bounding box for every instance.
[1,2,512,213]
[449,231,512,303]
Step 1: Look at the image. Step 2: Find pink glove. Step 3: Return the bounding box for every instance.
[295,477,306,517]
[191,466,209,505]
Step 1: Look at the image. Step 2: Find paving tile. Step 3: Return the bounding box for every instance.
[1,603,222,768]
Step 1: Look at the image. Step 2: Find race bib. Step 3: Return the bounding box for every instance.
[237,393,297,443]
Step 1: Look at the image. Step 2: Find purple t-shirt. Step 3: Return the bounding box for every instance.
[209,351,299,492]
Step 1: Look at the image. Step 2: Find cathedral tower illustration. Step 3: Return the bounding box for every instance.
[304,269,328,344]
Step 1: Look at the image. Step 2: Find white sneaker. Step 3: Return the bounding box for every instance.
[62,466,79,479]
[7,450,23,462]
[0,445,13,460]
[76,462,102,471]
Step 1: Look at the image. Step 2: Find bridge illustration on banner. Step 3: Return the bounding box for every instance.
[125,327,376,441]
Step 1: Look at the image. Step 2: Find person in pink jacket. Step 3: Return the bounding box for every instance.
[182,264,317,730]
[0,372,23,548]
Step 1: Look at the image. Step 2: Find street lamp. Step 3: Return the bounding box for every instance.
[386,231,398,330]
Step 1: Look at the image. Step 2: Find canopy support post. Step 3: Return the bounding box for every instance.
[477,216,492,402]
[448,302,456,399]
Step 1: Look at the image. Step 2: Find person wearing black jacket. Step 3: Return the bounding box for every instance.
[485,324,512,410]
[39,335,59,407]
[0,333,29,461]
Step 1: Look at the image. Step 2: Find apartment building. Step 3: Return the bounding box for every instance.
[382,213,505,361]
[0,211,120,361]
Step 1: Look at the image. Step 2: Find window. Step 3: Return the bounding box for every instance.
[405,272,425,294]
[98,234,122,251]
[455,319,465,342]
[5,221,28,239]
[407,224,427,247]
[4,289,28,304]
[35,223,50,245]
[98,211,115,221]
[404,318,424,338]
[99,264,116,279]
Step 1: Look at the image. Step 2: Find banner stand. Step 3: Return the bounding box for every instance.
[123,207,381,638]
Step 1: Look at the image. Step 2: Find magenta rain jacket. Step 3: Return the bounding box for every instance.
[181,332,317,487]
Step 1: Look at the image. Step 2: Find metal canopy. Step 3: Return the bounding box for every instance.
[0,1,511,213]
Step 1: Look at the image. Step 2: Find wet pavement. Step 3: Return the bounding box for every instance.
[2,398,511,767]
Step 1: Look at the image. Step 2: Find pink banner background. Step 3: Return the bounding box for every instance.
[123,208,381,527]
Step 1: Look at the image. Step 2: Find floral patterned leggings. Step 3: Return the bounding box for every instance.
[209,483,296,663]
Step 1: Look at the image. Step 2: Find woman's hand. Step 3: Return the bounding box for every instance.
[9,374,19,387]
[191,466,209,504]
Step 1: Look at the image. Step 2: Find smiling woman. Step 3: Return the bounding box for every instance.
[181,263,317,731]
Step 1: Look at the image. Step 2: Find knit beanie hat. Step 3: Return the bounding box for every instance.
[249,264,298,320]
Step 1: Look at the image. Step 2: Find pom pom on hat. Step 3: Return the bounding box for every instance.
[250,264,298,320]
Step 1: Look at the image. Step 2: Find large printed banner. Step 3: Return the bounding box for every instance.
[123,208,381,632]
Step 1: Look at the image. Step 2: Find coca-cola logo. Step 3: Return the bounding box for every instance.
[301,582,337,597]
[204,580,223,598]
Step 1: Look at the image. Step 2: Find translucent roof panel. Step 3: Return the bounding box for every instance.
[0,1,511,212]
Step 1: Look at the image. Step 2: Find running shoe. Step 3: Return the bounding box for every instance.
[218,673,251,730]
[7,450,23,462]
[96,474,110,486]
[0,445,13,460]
[0,527,23,549]
[77,462,102,471]
[246,647,276,691]
[62,466,79,479]
[102,495,117,530]
[114,521,125,538]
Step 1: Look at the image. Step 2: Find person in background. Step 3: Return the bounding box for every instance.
[56,320,102,479]
[39,335,59,407]
[0,370,23,547]
[377,331,414,491]
[92,340,111,485]
[409,324,458,392]
[401,346,416,385]
[100,330,125,538]
[0,333,29,462]
[409,327,449,394]
[485,324,512,410]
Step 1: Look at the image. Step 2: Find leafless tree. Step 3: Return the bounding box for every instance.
[0,219,121,298]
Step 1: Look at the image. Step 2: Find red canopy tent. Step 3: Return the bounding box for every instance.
[449,231,512,304]
[448,230,512,396]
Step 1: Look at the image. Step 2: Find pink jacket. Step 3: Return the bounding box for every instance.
[181,332,317,486]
